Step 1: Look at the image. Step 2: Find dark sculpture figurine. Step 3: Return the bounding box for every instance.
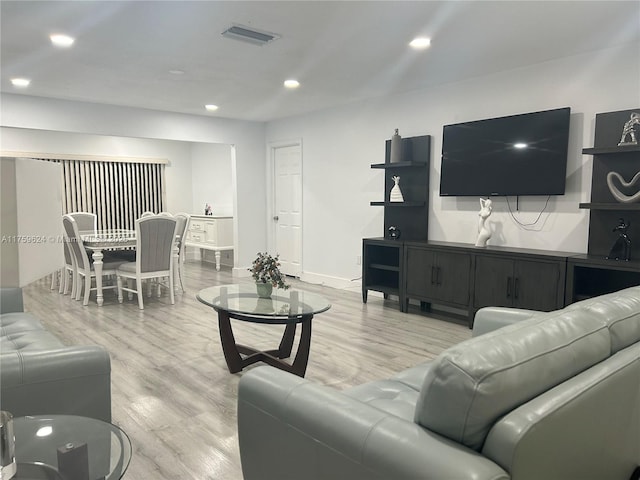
[607,218,631,261]
[388,226,401,240]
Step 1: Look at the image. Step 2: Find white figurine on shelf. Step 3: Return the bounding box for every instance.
[389,176,404,202]
[475,197,493,247]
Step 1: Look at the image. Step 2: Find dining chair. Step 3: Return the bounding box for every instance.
[51,212,97,292]
[116,215,179,309]
[68,211,97,232]
[59,240,76,296]
[62,215,126,306]
[140,211,155,218]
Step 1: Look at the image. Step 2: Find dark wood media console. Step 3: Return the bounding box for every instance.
[363,238,640,327]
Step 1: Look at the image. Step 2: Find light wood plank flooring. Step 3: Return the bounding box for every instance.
[22,260,472,480]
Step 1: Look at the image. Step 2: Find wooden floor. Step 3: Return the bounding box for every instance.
[23,260,472,480]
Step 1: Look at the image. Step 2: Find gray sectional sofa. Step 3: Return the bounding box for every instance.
[238,285,640,480]
[0,288,111,422]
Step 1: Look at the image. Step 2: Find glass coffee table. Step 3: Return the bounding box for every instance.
[197,284,331,377]
[13,415,131,480]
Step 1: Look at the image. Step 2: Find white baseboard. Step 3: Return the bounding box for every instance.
[299,271,362,292]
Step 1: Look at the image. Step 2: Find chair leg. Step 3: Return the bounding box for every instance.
[75,273,82,301]
[83,275,92,306]
[50,269,58,290]
[137,279,144,310]
[178,257,185,292]
[169,272,175,305]
[117,275,124,303]
[60,269,66,294]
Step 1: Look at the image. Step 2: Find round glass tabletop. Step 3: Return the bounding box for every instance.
[13,415,131,480]
[197,284,331,321]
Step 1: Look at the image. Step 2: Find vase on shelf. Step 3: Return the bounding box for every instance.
[256,282,273,298]
[390,128,402,163]
[389,176,404,202]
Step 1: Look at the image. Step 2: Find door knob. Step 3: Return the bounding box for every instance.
[273,216,279,221]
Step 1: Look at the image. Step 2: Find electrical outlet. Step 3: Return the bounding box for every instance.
[356,255,361,265]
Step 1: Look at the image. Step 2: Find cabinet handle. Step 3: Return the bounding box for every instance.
[506,277,512,298]
[514,278,520,299]
[431,266,436,285]
[437,266,442,286]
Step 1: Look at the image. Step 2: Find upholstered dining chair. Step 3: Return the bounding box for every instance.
[140,211,155,218]
[68,211,97,232]
[62,215,125,306]
[116,215,178,309]
[51,212,97,292]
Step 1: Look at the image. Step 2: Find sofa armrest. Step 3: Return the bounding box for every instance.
[238,366,509,480]
[472,306,540,337]
[1,346,111,422]
[0,287,24,314]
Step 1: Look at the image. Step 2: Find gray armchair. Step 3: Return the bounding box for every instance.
[0,287,112,422]
[238,285,640,480]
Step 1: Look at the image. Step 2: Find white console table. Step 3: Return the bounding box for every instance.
[185,215,233,271]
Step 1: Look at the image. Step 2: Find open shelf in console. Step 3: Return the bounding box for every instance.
[566,254,640,304]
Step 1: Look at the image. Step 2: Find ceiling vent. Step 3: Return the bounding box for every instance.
[221,25,280,46]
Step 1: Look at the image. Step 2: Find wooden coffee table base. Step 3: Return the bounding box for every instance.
[217,310,313,377]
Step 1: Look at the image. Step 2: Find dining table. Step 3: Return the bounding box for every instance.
[81,228,181,306]
[80,229,136,306]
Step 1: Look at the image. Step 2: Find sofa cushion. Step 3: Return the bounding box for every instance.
[1,312,45,336]
[1,330,65,352]
[414,309,611,451]
[563,285,640,353]
[344,379,420,421]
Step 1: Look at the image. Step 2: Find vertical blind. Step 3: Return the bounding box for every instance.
[43,158,166,230]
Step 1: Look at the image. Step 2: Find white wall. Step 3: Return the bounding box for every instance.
[0,95,266,269]
[190,143,233,216]
[265,43,640,287]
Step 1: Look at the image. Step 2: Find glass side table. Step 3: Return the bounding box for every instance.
[13,415,131,480]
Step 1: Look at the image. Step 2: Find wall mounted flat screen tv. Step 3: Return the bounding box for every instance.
[439,107,571,196]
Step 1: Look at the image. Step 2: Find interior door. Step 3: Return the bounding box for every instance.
[273,143,302,277]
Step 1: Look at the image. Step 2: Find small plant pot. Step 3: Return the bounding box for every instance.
[256,282,273,298]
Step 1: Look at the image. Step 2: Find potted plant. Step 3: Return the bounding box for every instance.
[249,252,289,298]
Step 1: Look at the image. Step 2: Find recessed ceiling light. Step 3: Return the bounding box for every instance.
[169,69,185,75]
[205,104,219,112]
[284,79,300,89]
[409,37,431,49]
[11,78,31,87]
[50,34,75,47]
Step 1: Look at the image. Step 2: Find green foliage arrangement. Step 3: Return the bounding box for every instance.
[248,252,289,290]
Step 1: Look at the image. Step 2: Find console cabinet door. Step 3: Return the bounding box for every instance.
[405,247,436,298]
[435,252,472,306]
[513,260,562,311]
[473,255,514,309]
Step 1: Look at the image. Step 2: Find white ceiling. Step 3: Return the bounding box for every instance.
[1,1,638,122]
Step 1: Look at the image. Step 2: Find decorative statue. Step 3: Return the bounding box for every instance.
[475,197,493,247]
[618,112,640,146]
[389,176,404,202]
[388,226,401,240]
[607,218,631,261]
[204,203,212,215]
[606,170,640,203]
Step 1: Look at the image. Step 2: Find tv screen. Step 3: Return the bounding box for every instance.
[439,107,571,197]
